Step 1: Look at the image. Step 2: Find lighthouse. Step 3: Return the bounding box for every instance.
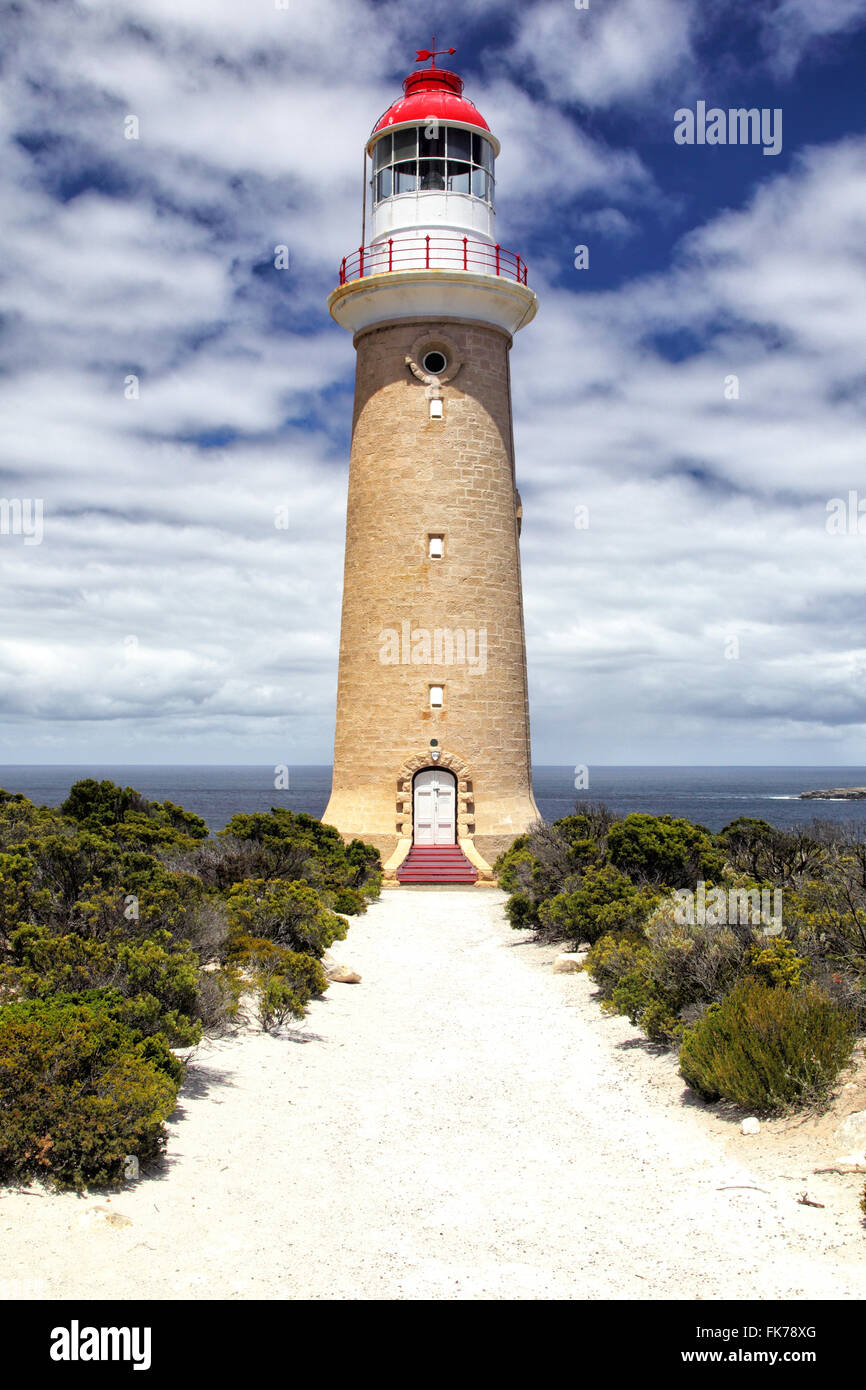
[322,46,539,882]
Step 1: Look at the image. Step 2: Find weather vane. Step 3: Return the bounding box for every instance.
[416,37,456,70]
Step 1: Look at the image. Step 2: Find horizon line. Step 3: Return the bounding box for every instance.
[1,763,864,771]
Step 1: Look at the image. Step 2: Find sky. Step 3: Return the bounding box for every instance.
[1,0,865,767]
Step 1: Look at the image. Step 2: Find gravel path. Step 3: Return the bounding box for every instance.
[2,887,865,1301]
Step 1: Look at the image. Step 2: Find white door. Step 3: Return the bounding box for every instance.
[413,769,456,845]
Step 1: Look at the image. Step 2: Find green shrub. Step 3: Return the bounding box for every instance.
[60,779,208,850]
[62,856,206,944]
[494,840,532,894]
[607,968,654,1025]
[587,910,748,1045]
[679,979,856,1114]
[605,969,684,1044]
[746,936,809,990]
[785,871,866,974]
[256,974,307,1032]
[0,852,51,937]
[0,995,181,1189]
[504,890,537,931]
[586,931,682,1042]
[538,864,659,945]
[607,813,724,888]
[4,925,203,1046]
[643,900,748,1010]
[344,839,383,899]
[496,846,551,931]
[638,995,686,1043]
[495,825,579,927]
[61,779,149,828]
[228,936,328,1033]
[220,810,381,899]
[331,887,367,916]
[0,785,377,1189]
[552,805,616,863]
[226,878,347,958]
[585,932,651,999]
[816,967,866,1032]
[718,817,826,886]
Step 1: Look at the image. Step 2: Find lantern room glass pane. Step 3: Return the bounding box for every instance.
[421,128,446,159]
[473,134,494,170]
[446,161,471,193]
[374,168,392,202]
[393,161,418,193]
[419,158,446,191]
[372,135,392,170]
[393,128,418,161]
[446,127,472,162]
[471,167,489,200]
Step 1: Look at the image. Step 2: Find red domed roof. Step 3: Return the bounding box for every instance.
[369,67,495,148]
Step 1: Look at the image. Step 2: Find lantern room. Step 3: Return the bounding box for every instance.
[330,48,534,336]
[367,64,499,247]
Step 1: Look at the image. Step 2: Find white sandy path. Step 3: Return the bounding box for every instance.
[2,887,865,1301]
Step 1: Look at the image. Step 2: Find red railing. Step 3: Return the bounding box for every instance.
[338,235,528,287]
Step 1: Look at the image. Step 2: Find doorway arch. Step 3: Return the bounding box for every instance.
[395,749,475,840]
[412,767,457,845]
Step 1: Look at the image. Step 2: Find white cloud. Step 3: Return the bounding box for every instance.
[1,1,865,766]
[482,78,657,230]
[760,0,866,78]
[577,208,639,242]
[512,137,866,759]
[510,0,698,108]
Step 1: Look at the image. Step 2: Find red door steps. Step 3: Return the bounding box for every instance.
[396,844,478,884]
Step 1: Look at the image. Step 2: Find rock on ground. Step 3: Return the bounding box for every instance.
[322,950,362,984]
[553,953,584,973]
[836,1111,866,1146]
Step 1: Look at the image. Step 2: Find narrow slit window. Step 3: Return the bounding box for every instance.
[429,685,444,708]
[429,535,444,558]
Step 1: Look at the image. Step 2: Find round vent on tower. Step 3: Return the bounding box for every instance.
[406,332,462,385]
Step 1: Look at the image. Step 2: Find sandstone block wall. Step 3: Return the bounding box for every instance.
[322,315,539,864]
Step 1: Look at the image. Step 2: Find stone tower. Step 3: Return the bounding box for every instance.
[322,50,539,878]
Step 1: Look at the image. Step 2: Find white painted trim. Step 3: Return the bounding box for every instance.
[328,269,537,336]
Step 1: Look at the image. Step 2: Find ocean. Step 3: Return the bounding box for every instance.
[1,764,865,835]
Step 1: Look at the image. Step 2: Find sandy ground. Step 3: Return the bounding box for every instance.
[2,886,865,1301]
